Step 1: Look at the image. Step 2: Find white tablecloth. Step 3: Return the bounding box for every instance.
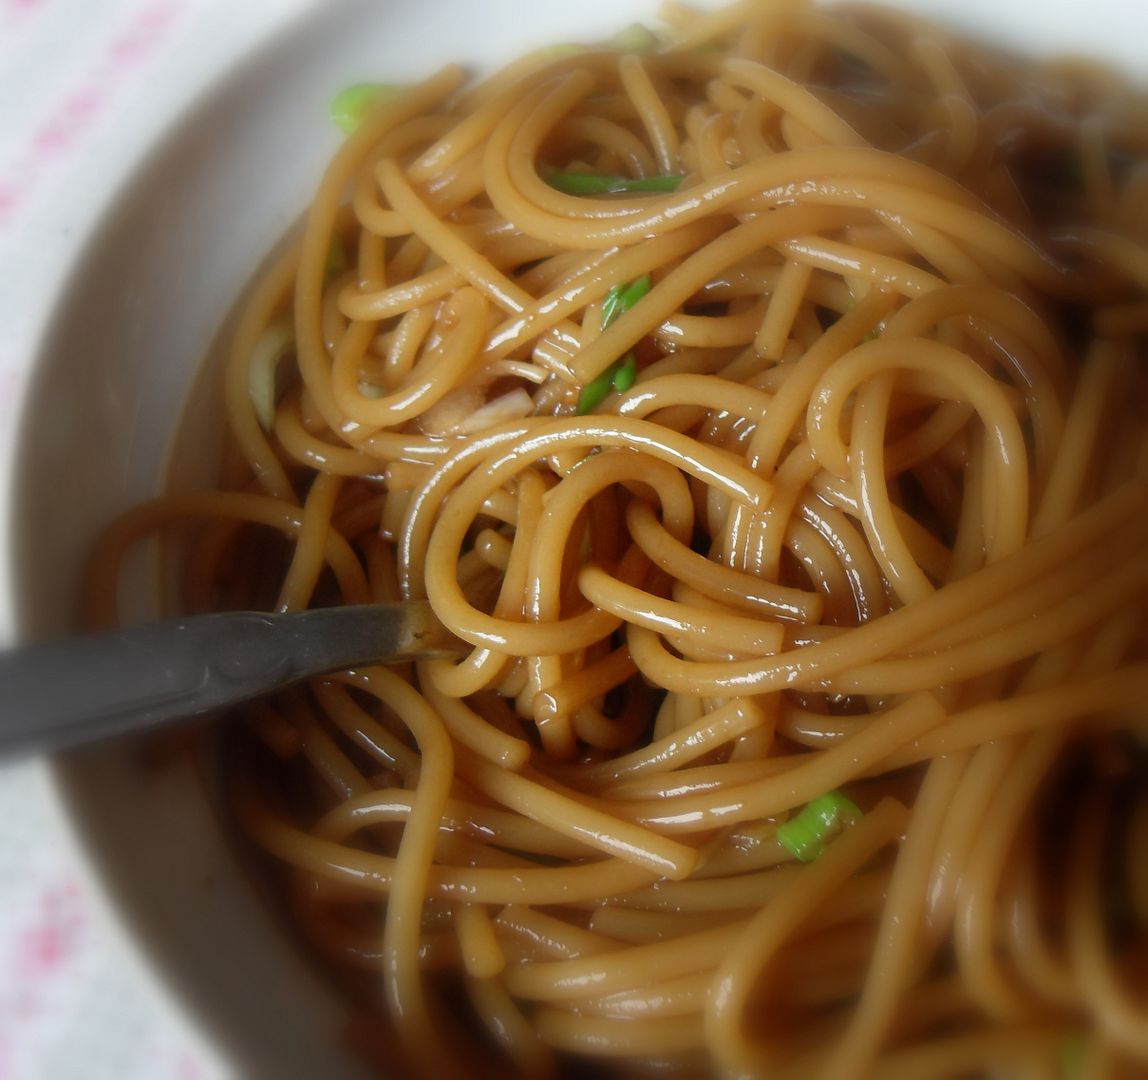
[0,4,315,1076]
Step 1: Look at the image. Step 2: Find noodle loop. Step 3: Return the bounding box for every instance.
[89,2,1148,1075]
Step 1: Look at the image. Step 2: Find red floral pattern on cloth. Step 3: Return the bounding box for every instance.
[0,4,311,1076]
[0,1,183,225]
[0,767,213,1080]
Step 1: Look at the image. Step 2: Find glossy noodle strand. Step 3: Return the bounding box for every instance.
[88,2,1148,1075]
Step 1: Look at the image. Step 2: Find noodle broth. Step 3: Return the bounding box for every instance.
[21,1,1148,1077]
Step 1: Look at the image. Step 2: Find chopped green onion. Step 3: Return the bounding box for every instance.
[547,171,685,196]
[248,319,295,431]
[601,283,627,328]
[324,234,349,286]
[577,361,621,414]
[601,274,652,330]
[612,353,638,393]
[330,83,403,134]
[1060,1033,1087,1078]
[577,275,653,413]
[610,22,659,52]
[776,791,861,862]
[577,353,637,413]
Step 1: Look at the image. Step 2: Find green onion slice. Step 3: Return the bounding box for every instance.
[609,23,659,52]
[776,791,862,862]
[576,361,620,415]
[576,352,639,414]
[248,318,296,431]
[577,274,653,413]
[324,234,349,286]
[330,83,403,134]
[612,353,638,393]
[1060,1033,1087,1078]
[546,171,685,196]
[601,274,652,330]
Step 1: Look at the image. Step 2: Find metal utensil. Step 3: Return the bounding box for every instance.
[0,602,460,758]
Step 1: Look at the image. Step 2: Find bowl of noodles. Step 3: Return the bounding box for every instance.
[11,0,1148,1075]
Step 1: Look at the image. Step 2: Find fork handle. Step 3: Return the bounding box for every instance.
[0,602,455,757]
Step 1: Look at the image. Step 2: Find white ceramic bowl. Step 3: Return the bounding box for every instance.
[6,0,1145,1075]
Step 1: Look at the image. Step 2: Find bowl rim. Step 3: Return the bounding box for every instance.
[5,0,1147,1073]
[3,4,344,1072]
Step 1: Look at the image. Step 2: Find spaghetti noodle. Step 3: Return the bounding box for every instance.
[87,1,1148,1075]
